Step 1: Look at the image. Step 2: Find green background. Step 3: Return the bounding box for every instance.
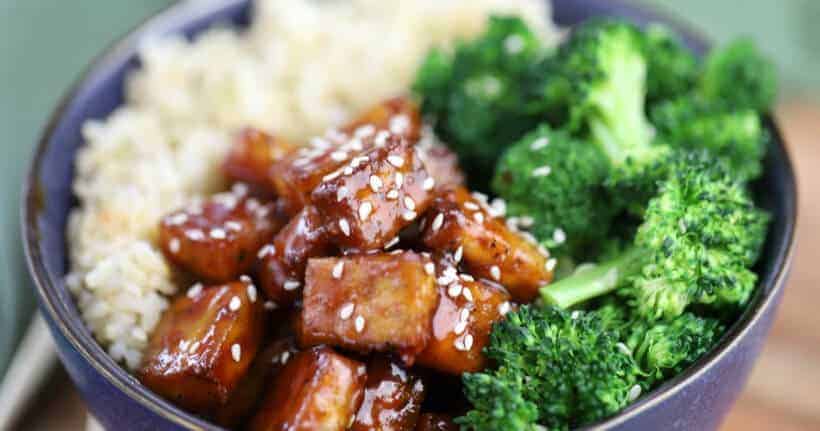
[0,0,815,375]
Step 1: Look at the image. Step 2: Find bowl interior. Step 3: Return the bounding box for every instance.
[22,0,797,429]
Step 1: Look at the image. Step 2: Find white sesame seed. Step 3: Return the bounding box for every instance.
[628,384,642,402]
[339,302,355,320]
[283,280,300,291]
[532,165,552,177]
[504,34,525,54]
[388,155,405,168]
[389,115,410,134]
[521,232,538,245]
[330,151,348,162]
[402,210,417,221]
[245,199,260,212]
[454,320,468,335]
[462,287,474,302]
[489,198,507,218]
[424,262,436,275]
[447,283,463,298]
[336,186,349,202]
[343,166,354,175]
[229,296,241,311]
[355,124,375,138]
[394,172,404,188]
[375,130,390,147]
[167,213,188,225]
[355,315,366,333]
[247,285,257,303]
[386,189,399,200]
[460,274,475,282]
[264,301,278,310]
[464,202,480,211]
[210,228,227,239]
[443,266,457,278]
[431,213,444,232]
[258,244,276,259]
[459,308,470,323]
[369,175,383,192]
[473,212,485,224]
[339,219,351,236]
[332,261,345,279]
[471,191,488,203]
[617,342,632,357]
[423,177,435,191]
[571,310,582,319]
[454,338,466,351]
[187,283,203,298]
[384,236,400,249]
[188,341,200,354]
[490,265,501,281]
[463,334,474,350]
[403,196,416,211]
[438,274,455,286]
[186,229,205,241]
[280,351,291,364]
[179,340,190,351]
[520,216,535,227]
[322,170,341,182]
[349,138,364,152]
[530,137,550,150]
[538,245,550,256]
[498,302,512,316]
[553,228,566,244]
[546,258,557,272]
[358,201,373,221]
[231,344,242,362]
[351,155,369,167]
[168,238,180,254]
[225,221,243,232]
[454,245,463,263]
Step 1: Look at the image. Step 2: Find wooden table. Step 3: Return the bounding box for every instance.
[19,102,820,430]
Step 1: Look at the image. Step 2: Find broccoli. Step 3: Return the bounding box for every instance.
[413,15,546,185]
[642,24,699,105]
[541,154,769,320]
[652,95,768,181]
[492,125,614,259]
[459,305,644,430]
[699,38,777,113]
[626,313,725,385]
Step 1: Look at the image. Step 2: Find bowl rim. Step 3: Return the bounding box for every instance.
[20,0,798,429]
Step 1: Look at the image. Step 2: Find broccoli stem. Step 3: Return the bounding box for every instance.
[541,247,643,308]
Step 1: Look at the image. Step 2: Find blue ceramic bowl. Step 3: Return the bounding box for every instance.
[22,0,797,429]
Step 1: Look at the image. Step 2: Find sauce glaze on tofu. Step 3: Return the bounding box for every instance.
[222,128,298,194]
[352,357,426,431]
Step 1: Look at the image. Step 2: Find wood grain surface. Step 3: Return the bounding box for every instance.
[18,102,820,431]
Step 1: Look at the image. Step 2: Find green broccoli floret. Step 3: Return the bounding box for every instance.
[458,374,539,431]
[542,154,769,320]
[642,24,699,105]
[699,38,777,113]
[414,15,546,185]
[626,313,725,385]
[492,125,614,259]
[459,305,644,430]
[652,95,768,180]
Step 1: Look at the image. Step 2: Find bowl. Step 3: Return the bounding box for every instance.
[21,0,797,429]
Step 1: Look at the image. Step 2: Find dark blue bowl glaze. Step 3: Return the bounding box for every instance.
[22,0,797,430]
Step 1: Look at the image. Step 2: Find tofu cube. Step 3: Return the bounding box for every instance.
[352,356,426,431]
[138,281,265,415]
[222,128,297,194]
[249,346,367,431]
[416,141,465,191]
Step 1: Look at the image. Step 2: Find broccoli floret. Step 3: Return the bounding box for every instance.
[492,125,614,258]
[626,313,725,385]
[414,15,546,185]
[642,24,699,105]
[541,154,769,320]
[699,38,777,113]
[652,95,768,181]
[460,305,643,430]
[458,374,539,431]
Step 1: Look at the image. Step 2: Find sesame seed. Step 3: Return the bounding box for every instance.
[473,212,485,224]
[375,130,390,147]
[390,249,403,255]
[438,274,455,286]
[186,229,205,241]
[424,262,436,275]
[339,303,355,320]
[231,344,242,362]
[628,384,642,402]
[546,258,557,272]
[498,302,512,316]
[210,228,227,239]
[402,210,417,221]
[225,221,243,232]
[462,287,474,302]
[322,170,341,182]
[403,196,416,211]
[471,191,488,203]
[349,138,364,152]
[386,189,399,200]
[358,201,373,221]
[388,155,405,168]
[617,342,632,356]
[530,137,549,150]
[330,151,348,162]
[187,283,203,298]
[167,213,188,225]
[351,155,369,167]
[229,296,241,311]
[168,238,180,254]
[354,124,375,138]
[339,219,351,236]
[245,199,260,211]
[459,308,471,323]
[369,175,383,192]
[553,228,566,244]
[179,340,190,351]
[188,341,200,353]
[447,283,463,298]
[463,202,479,211]
[280,351,291,364]
[521,232,538,245]
[454,245,463,263]
[520,216,534,227]
[247,285,257,303]
[355,315,366,333]
[489,198,507,218]
[343,166,354,175]
[431,213,444,232]
[463,334,474,350]
[532,166,552,177]
[454,320,468,335]
[443,266,457,278]
[389,115,410,134]
[394,172,404,188]
[258,244,276,259]
[538,245,549,256]
[384,236,400,249]
[504,34,525,54]
[332,261,345,279]
[460,274,475,282]
[490,265,501,281]
[454,338,466,351]
[423,177,435,191]
[571,310,582,319]
[264,301,278,310]
[337,186,349,202]
[283,280,300,291]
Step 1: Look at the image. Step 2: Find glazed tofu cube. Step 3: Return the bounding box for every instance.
[417,142,465,192]
[340,96,422,143]
[352,357,425,431]
[416,258,512,374]
[159,190,285,283]
[311,135,435,252]
[214,336,298,427]
[415,414,458,431]
[138,281,265,415]
[299,252,437,360]
[222,128,297,194]
[421,187,553,302]
[256,206,332,308]
[249,346,367,431]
